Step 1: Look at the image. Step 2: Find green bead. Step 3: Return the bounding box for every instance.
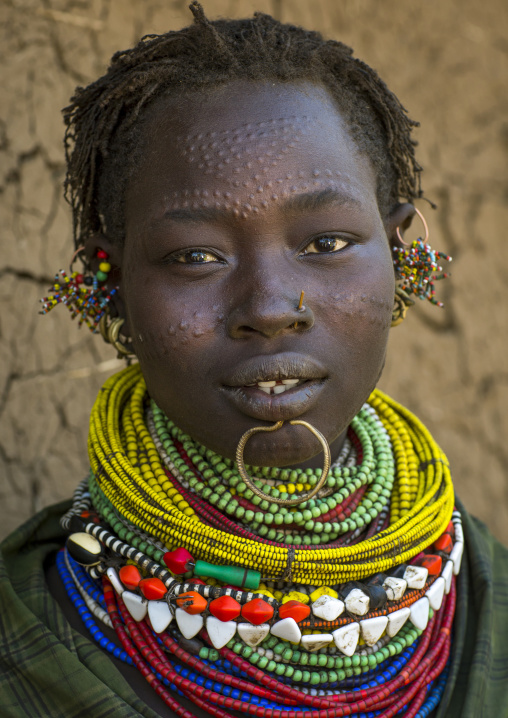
[194,560,260,589]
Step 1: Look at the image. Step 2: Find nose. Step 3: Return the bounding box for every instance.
[227,281,315,339]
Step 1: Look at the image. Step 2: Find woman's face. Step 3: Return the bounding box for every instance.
[118,81,400,467]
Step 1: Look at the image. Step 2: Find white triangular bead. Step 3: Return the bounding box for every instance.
[410,597,430,631]
[403,565,428,590]
[148,600,173,634]
[345,589,370,616]
[332,622,360,656]
[426,578,446,611]
[123,591,148,622]
[360,616,388,646]
[383,577,407,601]
[386,607,410,637]
[270,617,302,644]
[237,622,270,647]
[175,607,204,639]
[450,541,464,575]
[442,561,453,594]
[300,634,333,652]
[312,595,345,621]
[206,617,237,649]
[106,567,124,596]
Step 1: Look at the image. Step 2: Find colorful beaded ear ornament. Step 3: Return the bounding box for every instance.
[392,208,452,326]
[39,248,116,333]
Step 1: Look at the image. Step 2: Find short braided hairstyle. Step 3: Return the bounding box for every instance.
[63,1,423,246]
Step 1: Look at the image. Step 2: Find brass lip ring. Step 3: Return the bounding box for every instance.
[235,419,331,507]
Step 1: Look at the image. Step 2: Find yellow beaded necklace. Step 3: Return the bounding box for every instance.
[88,364,454,585]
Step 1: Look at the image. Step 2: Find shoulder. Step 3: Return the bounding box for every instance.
[0,502,156,718]
[437,500,508,718]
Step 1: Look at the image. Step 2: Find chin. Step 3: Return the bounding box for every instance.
[240,425,325,467]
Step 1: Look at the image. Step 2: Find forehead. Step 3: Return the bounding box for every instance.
[126,81,377,221]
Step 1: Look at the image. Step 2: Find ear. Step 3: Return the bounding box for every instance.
[384,203,416,253]
[84,234,130,334]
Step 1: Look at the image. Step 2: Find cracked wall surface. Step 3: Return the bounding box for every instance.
[1,0,507,543]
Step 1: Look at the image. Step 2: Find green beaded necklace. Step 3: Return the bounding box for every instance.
[150,400,395,545]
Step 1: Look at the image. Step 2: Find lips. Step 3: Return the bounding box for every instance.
[221,353,327,421]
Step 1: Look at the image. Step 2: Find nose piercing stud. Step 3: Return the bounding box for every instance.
[293,290,305,328]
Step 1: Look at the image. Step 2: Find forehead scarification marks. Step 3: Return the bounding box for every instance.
[177,116,312,180]
[162,177,363,218]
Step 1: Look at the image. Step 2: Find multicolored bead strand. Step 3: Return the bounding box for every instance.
[393,239,451,308]
[39,249,115,332]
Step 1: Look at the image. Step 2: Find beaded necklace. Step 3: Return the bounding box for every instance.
[60,365,463,717]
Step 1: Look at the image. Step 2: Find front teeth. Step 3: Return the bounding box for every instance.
[246,379,302,395]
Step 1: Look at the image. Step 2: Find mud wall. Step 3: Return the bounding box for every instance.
[1,0,507,543]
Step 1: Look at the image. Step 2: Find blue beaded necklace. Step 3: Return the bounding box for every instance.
[57,548,450,717]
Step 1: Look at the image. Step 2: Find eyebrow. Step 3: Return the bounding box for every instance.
[161,187,362,224]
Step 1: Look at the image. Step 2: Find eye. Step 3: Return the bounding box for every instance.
[174,249,220,264]
[301,235,349,255]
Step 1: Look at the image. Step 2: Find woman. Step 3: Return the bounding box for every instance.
[1,4,506,717]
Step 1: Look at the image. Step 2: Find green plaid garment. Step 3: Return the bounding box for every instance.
[0,498,506,717]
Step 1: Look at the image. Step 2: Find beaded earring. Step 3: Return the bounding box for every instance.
[391,208,452,327]
[40,248,135,358]
[39,247,116,333]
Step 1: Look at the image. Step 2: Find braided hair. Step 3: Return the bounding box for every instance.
[63,1,423,246]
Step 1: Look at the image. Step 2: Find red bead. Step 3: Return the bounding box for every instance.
[119,564,142,590]
[97,249,108,259]
[163,547,195,575]
[209,595,241,622]
[75,273,84,284]
[444,520,455,539]
[434,533,453,554]
[241,598,274,625]
[416,554,442,576]
[278,600,311,623]
[139,577,167,600]
[176,591,207,614]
